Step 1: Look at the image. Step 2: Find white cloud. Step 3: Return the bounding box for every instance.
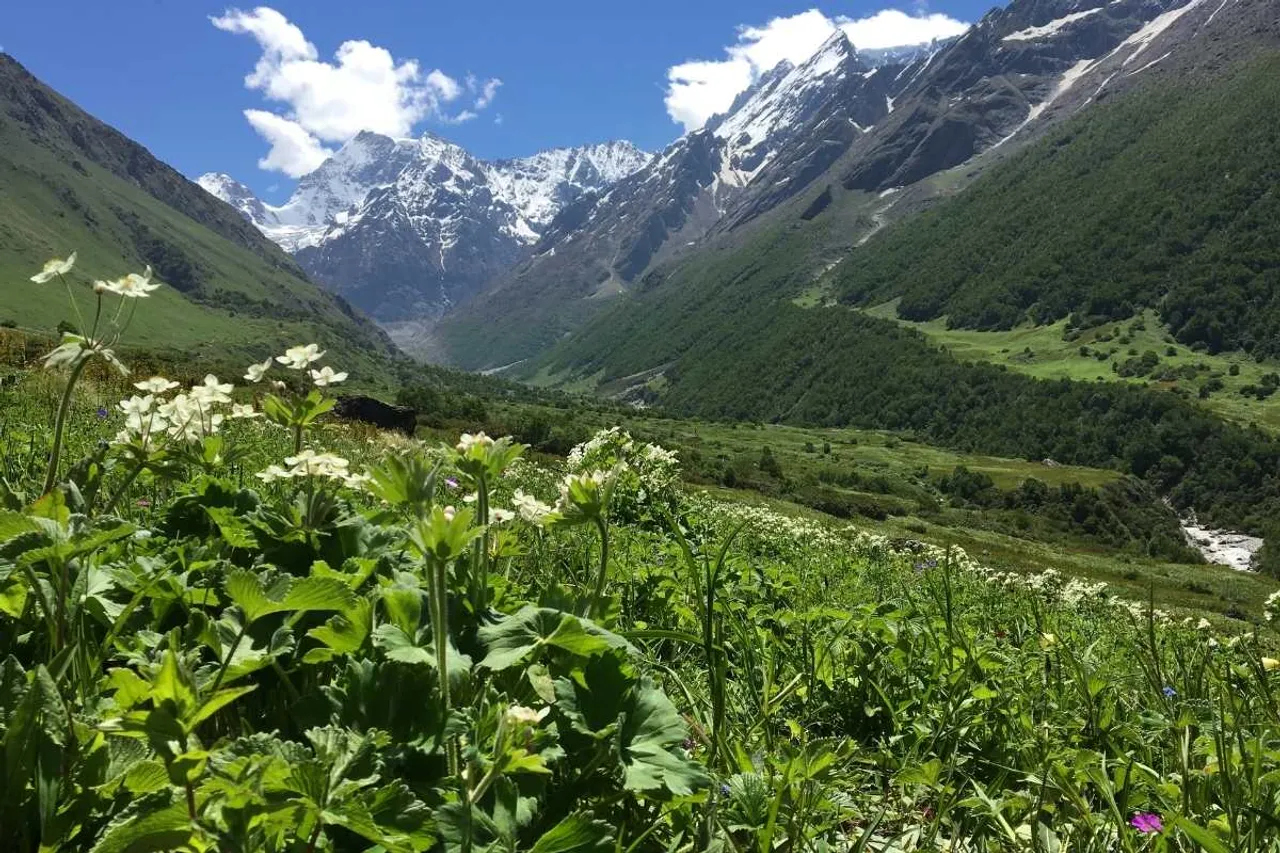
[426,69,463,102]
[212,7,499,174]
[664,7,969,132]
[442,110,479,125]
[243,109,332,177]
[473,77,502,110]
[836,9,970,50]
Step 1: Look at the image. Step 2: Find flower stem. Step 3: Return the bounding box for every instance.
[102,463,144,515]
[43,356,90,495]
[587,515,611,619]
[430,556,458,776]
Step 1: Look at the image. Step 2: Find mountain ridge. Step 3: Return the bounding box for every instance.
[199,136,652,320]
[0,52,401,380]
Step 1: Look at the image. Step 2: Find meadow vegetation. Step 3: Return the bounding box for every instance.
[3,253,1280,852]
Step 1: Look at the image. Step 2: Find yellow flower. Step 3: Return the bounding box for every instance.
[30,252,76,283]
[1039,633,1058,650]
[1263,657,1279,672]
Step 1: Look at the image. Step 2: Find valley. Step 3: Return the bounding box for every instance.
[3,0,1280,844]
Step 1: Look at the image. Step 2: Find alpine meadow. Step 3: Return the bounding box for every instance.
[3,0,1280,849]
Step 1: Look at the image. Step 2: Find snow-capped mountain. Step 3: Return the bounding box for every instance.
[432,0,1269,369]
[436,31,926,343]
[199,137,650,319]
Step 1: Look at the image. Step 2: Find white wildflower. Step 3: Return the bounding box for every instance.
[30,253,76,283]
[309,365,348,387]
[504,705,549,728]
[229,403,260,419]
[190,374,233,406]
[457,432,495,453]
[512,489,553,524]
[118,394,154,417]
[489,508,515,525]
[134,376,179,394]
[276,344,325,370]
[244,359,272,383]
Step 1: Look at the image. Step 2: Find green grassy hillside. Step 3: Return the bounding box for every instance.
[530,54,1280,545]
[834,53,1280,356]
[0,54,401,380]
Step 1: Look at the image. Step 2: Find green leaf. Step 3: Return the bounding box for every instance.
[305,598,372,663]
[0,573,28,618]
[0,510,41,544]
[620,680,707,796]
[122,761,169,795]
[1172,816,1232,853]
[204,506,257,550]
[372,624,434,666]
[189,685,256,728]
[89,798,192,853]
[528,814,613,853]
[479,606,631,671]
[225,570,356,623]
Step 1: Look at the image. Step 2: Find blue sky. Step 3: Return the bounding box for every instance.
[2,1,988,203]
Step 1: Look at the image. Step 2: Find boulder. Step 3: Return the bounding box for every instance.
[333,395,417,435]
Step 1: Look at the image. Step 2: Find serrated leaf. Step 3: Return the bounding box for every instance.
[225,571,356,623]
[479,606,630,671]
[123,760,169,795]
[0,510,41,544]
[372,624,433,666]
[306,598,372,663]
[88,799,192,853]
[204,506,257,550]
[529,813,614,853]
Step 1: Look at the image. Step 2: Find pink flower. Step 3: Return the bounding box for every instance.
[1130,813,1163,834]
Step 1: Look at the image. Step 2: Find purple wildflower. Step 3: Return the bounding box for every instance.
[445,477,459,489]
[1162,686,1177,699]
[96,407,109,419]
[136,498,151,508]
[1130,813,1163,834]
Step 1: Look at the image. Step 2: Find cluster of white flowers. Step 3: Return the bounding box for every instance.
[256,449,368,488]
[688,495,845,558]
[1266,590,1280,623]
[567,427,681,522]
[112,374,249,448]
[243,344,347,387]
[458,432,496,454]
[512,489,553,524]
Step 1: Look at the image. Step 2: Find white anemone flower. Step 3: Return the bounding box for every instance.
[190,374,233,406]
[244,359,272,383]
[489,508,515,525]
[118,395,154,417]
[276,344,325,370]
[456,432,495,453]
[512,490,553,524]
[504,705,549,727]
[134,376,179,394]
[229,403,260,419]
[309,366,348,387]
[99,267,159,298]
[31,253,76,283]
[256,464,296,483]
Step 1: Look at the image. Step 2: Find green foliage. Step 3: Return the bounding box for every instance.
[833,55,1280,357]
[2,347,1280,850]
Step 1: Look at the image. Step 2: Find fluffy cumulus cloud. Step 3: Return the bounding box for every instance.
[665,7,969,132]
[212,7,500,176]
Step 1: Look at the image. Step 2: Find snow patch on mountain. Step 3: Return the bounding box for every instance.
[1003,7,1103,41]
